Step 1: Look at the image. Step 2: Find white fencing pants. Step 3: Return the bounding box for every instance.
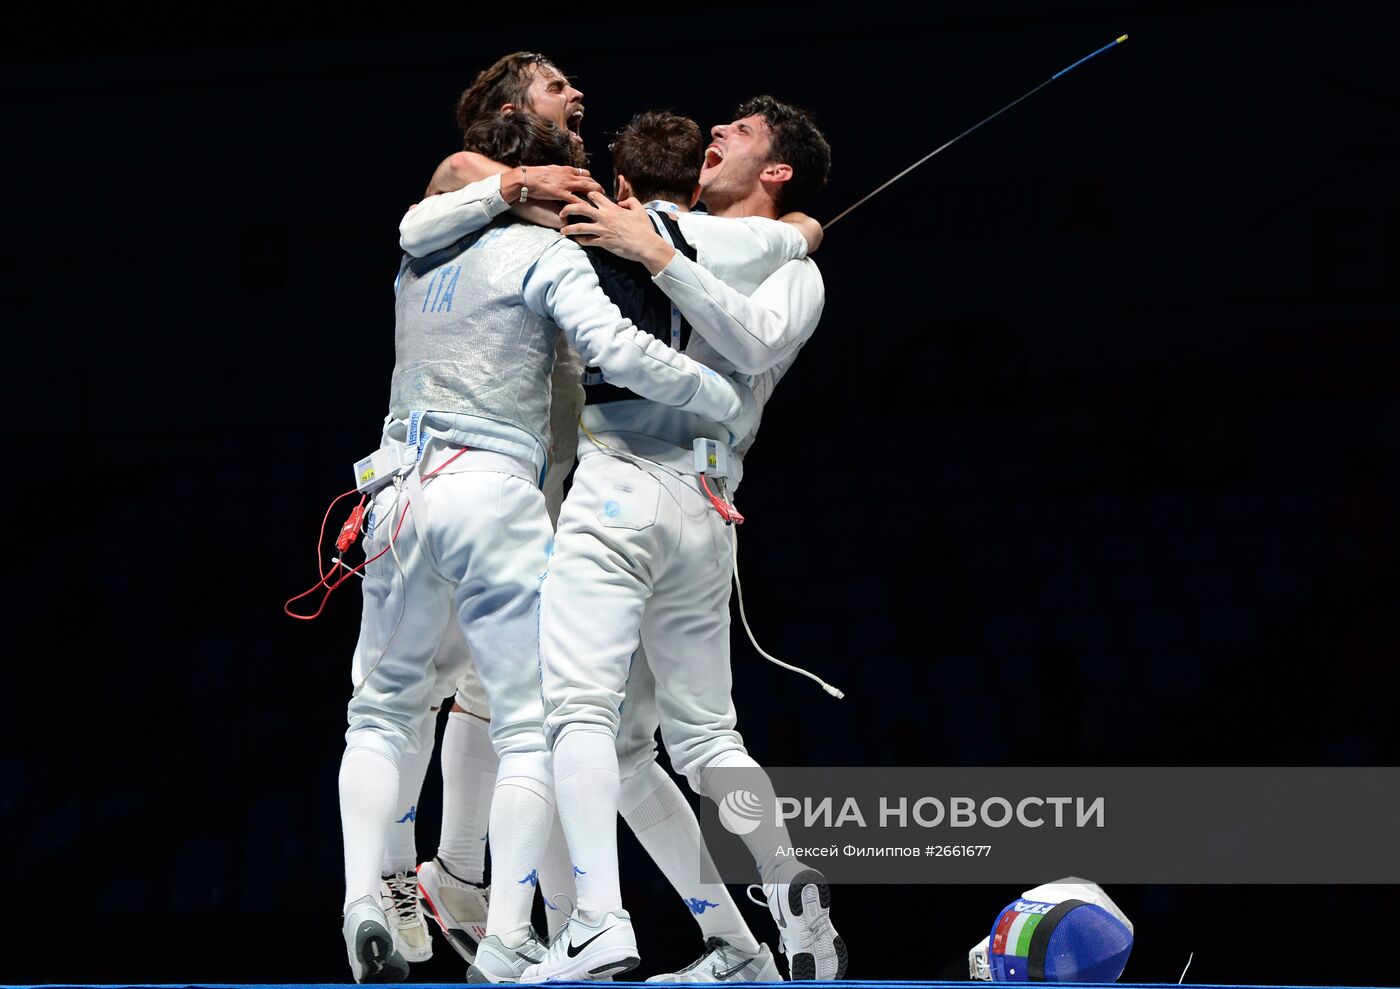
[341,447,554,936]
[541,451,747,786]
[346,448,551,762]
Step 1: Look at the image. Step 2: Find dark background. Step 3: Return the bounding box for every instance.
[4,0,1397,984]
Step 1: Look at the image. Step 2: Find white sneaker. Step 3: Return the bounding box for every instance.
[381,872,432,963]
[750,868,847,980]
[343,894,410,983]
[519,910,640,982]
[645,937,782,982]
[418,858,489,963]
[467,931,548,983]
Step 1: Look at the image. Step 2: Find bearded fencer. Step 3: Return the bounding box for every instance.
[377,54,599,971]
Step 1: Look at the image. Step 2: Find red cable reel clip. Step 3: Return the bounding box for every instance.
[693,437,744,525]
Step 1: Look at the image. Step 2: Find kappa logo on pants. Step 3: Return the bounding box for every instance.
[518,868,540,887]
[396,805,417,824]
[685,897,721,915]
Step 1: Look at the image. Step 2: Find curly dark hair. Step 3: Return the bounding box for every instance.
[455,52,559,136]
[734,95,832,213]
[461,111,575,169]
[609,110,705,206]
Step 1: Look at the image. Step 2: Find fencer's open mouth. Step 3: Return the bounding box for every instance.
[567,107,584,143]
[700,143,725,183]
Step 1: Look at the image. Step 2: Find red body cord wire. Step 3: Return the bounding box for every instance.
[698,474,745,525]
[283,448,469,620]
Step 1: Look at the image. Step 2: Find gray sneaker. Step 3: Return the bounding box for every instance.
[343,894,410,983]
[467,931,548,983]
[646,937,783,982]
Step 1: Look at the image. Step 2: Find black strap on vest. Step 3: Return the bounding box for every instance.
[582,210,698,405]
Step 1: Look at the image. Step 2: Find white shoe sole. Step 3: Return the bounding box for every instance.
[347,918,410,983]
[530,945,640,982]
[782,870,847,980]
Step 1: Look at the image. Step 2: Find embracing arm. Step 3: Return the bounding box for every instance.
[676,212,810,286]
[522,239,756,435]
[779,211,823,254]
[401,153,604,257]
[399,171,511,256]
[425,151,501,196]
[563,194,812,285]
[559,196,821,372]
[653,256,825,375]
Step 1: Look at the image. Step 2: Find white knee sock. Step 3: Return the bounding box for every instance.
[340,745,400,909]
[383,710,436,875]
[701,750,802,886]
[437,710,497,884]
[537,808,577,939]
[486,752,555,945]
[621,761,760,954]
[552,724,622,920]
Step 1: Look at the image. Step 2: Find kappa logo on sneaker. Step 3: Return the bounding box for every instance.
[565,929,610,958]
[396,805,417,824]
[518,868,539,887]
[685,897,721,915]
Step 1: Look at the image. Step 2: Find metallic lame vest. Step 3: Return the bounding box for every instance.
[390,219,562,464]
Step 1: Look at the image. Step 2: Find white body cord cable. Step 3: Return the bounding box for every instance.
[354,476,411,696]
[581,422,844,698]
[731,527,844,699]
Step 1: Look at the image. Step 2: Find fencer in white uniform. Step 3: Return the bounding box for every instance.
[396,126,818,983]
[338,113,755,984]
[374,51,603,969]
[380,339,583,968]
[528,98,840,983]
